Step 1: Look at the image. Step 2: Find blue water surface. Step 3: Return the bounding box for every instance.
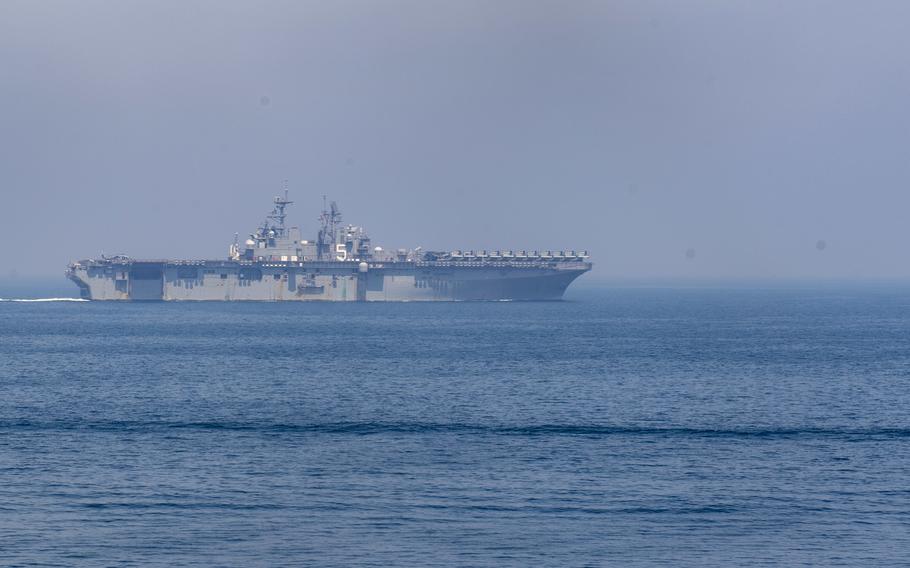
[1,286,909,566]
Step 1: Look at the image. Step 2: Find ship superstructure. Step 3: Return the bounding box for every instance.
[67,191,591,301]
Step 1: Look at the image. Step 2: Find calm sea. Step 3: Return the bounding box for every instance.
[1,286,909,566]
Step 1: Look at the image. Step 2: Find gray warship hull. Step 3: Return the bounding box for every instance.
[67,259,589,301]
[67,191,591,301]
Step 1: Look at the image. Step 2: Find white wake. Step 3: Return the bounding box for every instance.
[0,298,89,302]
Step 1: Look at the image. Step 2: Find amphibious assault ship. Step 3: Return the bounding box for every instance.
[67,192,591,301]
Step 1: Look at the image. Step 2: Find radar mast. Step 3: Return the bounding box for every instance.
[317,196,342,260]
[267,184,293,237]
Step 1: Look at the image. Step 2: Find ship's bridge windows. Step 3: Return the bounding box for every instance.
[220,273,228,279]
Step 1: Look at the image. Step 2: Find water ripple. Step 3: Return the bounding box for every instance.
[2,420,909,439]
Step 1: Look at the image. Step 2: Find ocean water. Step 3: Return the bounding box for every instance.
[1,286,909,566]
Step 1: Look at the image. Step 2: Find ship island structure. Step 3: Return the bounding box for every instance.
[67,192,592,301]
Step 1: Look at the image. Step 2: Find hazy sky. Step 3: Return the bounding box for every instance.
[2,0,909,281]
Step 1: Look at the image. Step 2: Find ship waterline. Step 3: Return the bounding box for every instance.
[67,193,591,301]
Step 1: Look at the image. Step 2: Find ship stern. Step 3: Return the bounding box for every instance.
[66,262,93,300]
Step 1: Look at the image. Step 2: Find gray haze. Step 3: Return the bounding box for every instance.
[2,0,909,282]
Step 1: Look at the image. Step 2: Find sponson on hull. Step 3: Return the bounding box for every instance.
[66,192,592,301]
